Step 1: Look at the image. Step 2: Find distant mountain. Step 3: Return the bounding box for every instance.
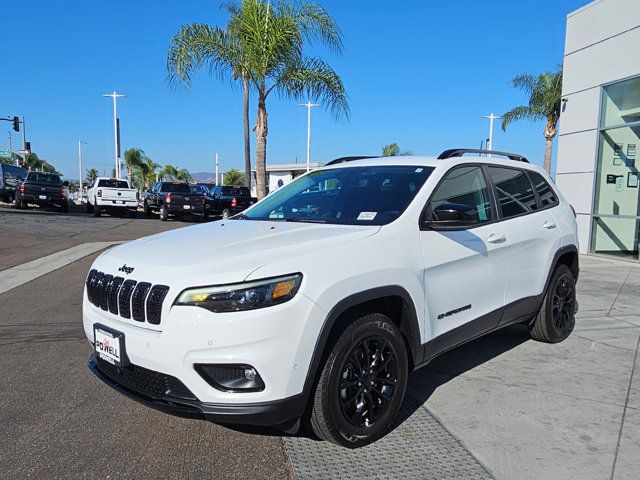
[190,172,216,183]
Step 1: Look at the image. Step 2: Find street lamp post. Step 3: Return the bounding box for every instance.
[103,91,126,178]
[481,113,502,157]
[299,101,320,172]
[78,140,87,198]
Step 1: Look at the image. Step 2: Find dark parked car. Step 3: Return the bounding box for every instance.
[15,171,69,212]
[208,185,256,218]
[0,164,28,204]
[143,181,206,221]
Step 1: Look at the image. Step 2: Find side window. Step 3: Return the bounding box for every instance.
[488,167,538,218]
[429,166,493,225]
[528,171,559,208]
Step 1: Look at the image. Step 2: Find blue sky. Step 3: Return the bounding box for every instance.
[1,0,586,179]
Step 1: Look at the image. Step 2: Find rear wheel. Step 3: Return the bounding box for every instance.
[86,202,93,213]
[128,209,137,219]
[14,197,22,209]
[143,202,152,217]
[60,202,69,213]
[309,313,408,448]
[7,193,14,204]
[93,203,101,217]
[159,205,168,221]
[529,264,576,343]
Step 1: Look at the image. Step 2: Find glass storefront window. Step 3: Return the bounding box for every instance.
[601,76,640,128]
[592,76,640,260]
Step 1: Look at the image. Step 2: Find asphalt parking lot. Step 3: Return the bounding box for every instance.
[1,205,639,479]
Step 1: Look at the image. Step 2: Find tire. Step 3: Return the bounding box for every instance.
[60,202,69,213]
[14,197,21,209]
[86,202,93,214]
[529,264,576,343]
[143,202,152,217]
[93,203,101,217]
[222,209,230,219]
[7,193,14,204]
[309,313,408,448]
[159,205,168,221]
[128,209,137,219]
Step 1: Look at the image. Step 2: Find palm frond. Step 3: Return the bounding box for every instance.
[511,73,537,96]
[501,105,543,131]
[274,56,349,120]
[280,1,343,53]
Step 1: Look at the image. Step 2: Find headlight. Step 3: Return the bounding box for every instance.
[174,274,302,312]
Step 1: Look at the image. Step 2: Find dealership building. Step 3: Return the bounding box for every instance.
[556,0,640,261]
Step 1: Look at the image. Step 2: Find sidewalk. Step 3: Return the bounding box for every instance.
[285,255,640,479]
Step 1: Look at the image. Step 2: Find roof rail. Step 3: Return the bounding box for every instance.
[325,155,377,166]
[437,148,529,163]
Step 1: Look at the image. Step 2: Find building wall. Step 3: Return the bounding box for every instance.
[556,0,640,254]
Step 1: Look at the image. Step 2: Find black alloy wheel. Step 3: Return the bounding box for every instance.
[529,264,576,343]
[309,313,408,448]
[339,337,400,428]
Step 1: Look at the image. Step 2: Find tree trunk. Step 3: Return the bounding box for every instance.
[543,120,557,174]
[255,89,268,200]
[243,77,252,189]
[127,165,132,184]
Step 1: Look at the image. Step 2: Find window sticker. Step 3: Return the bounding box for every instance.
[357,211,377,221]
[415,168,424,172]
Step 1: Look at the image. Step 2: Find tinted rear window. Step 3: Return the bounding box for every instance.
[98,179,129,188]
[160,183,190,193]
[27,172,61,185]
[221,186,250,196]
[528,171,559,208]
[488,167,537,218]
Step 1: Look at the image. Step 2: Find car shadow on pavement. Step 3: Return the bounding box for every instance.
[223,324,531,441]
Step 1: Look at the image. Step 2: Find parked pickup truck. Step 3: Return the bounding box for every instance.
[143,181,206,221]
[15,171,69,212]
[86,177,138,218]
[207,185,256,218]
[0,164,28,204]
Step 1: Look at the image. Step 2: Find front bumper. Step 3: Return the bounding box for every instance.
[89,355,305,426]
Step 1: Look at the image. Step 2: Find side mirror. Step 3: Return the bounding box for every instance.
[423,202,478,229]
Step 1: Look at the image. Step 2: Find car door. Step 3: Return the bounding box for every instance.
[420,165,509,343]
[486,167,564,324]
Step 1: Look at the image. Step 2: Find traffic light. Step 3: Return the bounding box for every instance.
[25,141,31,152]
[12,116,20,132]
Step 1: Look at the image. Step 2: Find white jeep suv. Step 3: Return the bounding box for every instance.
[83,149,579,448]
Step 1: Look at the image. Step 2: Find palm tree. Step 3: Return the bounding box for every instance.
[175,168,193,182]
[167,17,253,189]
[86,168,99,183]
[223,168,245,185]
[502,66,563,173]
[134,155,160,190]
[381,143,412,156]
[230,0,347,199]
[124,148,144,184]
[159,164,179,181]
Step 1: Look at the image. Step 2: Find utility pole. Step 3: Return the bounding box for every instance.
[481,113,502,157]
[78,140,87,197]
[215,153,219,185]
[102,91,126,178]
[299,101,320,172]
[8,132,11,152]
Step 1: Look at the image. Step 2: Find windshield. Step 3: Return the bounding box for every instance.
[27,172,61,185]
[161,183,191,193]
[98,179,129,188]
[244,165,433,225]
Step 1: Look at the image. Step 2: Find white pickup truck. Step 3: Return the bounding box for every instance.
[86,177,138,218]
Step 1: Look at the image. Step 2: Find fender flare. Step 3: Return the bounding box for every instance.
[301,286,423,403]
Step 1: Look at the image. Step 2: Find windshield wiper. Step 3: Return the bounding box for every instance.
[284,217,327,223]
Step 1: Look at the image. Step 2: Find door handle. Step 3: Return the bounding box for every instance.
[543,220,557,229]
[486,233,506,244]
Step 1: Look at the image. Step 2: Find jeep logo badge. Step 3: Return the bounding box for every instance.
[118,264,135,275]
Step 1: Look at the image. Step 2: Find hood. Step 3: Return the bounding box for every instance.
[93,220,380,285]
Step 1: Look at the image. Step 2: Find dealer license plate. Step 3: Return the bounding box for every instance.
[38,195,47,200]
[183,205,191,209]
[94,325,126,367]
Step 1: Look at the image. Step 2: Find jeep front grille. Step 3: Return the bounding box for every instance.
[86,269,169,325]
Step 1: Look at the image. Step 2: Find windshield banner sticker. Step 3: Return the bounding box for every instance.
[357,212,377,221]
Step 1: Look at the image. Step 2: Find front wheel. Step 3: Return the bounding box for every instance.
[143,202,151,217]
[93,203,101,217]
[159,205,168,221]
[309,313,408,448]
[529,264,576,343]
